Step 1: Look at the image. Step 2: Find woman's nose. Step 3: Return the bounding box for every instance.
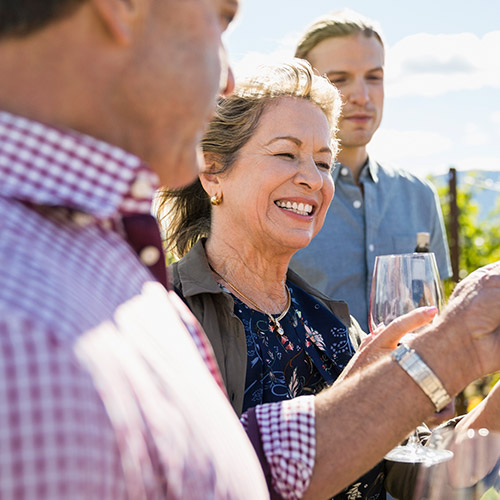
[295,158,324,191]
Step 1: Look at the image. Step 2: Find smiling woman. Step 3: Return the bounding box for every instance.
[156,60,401,499]
[204,96,335,256]
[160,60,340,259]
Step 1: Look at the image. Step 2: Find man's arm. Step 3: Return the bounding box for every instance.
[303,262,500,499]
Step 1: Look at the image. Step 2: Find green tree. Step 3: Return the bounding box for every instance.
[434,171,500,412]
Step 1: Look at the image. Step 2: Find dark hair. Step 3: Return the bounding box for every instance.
[158,60,341,259]
[0,0,86,38]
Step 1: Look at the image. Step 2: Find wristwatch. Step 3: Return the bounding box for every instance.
[391,343,452,412]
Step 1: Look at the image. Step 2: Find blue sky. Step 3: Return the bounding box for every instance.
[225,0,500,178]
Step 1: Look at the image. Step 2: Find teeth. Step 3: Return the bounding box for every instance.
[275,200,313,216]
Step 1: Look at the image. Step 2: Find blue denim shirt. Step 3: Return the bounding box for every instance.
[291,157,452,333]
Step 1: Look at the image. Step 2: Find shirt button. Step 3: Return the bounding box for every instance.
[340,167,349,176]
[139,245,161,266]
[369,244,375,252]
[353,200,362,209]
[130,172,155,199]
[100,219,113,231]
[72,212,94,227]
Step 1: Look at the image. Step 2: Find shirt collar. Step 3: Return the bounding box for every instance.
[176,239,223,297]
[364,156,379,183]
[0,110,159,218]
[332,156,379,184]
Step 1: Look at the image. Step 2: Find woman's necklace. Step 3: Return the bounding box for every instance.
[209,264,291,336]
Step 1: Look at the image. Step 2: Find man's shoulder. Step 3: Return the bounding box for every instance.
[0,200,148,338]
[373,159,438,193]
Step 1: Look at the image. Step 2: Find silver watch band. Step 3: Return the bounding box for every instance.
[391,343,452,412]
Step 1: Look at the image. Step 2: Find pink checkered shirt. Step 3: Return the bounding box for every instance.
[0,110,316,499]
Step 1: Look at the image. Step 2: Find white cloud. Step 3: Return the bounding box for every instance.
[453,156,500,172]
[386,31,500,97]
[229,33,299,79]
[367,128,452,169]
[490,111,500,124]
[463,122,489,146]
[231,49,294,78]
[367,129,500,176]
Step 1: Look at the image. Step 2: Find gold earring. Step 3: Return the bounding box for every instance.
[210,194,222,206]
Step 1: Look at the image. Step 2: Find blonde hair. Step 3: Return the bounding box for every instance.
[159,59,341,258]
[295,9,385,61]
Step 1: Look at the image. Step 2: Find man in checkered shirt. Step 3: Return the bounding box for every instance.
[1,1,500,500]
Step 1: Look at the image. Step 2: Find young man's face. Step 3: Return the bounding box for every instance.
[307,33,384,152]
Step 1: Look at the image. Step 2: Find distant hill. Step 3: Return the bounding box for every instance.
[431,170,500,222]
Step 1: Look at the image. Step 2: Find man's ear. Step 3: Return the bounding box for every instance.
[90,0,141,45]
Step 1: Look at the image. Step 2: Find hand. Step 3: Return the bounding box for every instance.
[337,307,438,383]
[433,261,500,382]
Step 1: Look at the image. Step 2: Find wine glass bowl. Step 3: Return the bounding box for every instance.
[369,253,444,334]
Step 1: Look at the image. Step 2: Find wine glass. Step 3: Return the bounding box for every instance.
[369,252,454,465]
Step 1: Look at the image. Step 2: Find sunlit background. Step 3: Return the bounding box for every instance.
[225,0,500,179]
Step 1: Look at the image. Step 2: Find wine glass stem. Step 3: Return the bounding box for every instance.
[406,430,420,448]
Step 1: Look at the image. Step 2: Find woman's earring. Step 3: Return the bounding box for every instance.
[210,194,223,206]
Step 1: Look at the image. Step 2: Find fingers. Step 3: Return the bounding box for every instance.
[370,323,384,337]
[340,307,439,382]
[370,306,438,350]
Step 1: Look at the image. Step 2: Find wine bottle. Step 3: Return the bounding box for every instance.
[412,232,430,306]
[415,232,430,253]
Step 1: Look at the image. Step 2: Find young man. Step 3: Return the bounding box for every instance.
[291,9,452,333]
[0,2,499,499]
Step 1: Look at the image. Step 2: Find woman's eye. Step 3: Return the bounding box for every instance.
[316,161,332,171]
[275,152,295,160]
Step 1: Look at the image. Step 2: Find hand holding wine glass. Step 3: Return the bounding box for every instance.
[369,251,454,464]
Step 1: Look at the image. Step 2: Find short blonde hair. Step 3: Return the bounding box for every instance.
[159,59,342,258]
[295,9,385,61]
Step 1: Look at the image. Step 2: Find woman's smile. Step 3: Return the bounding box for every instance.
[275,199,315,216]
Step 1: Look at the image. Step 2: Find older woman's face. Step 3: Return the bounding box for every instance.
[216,96,335,254]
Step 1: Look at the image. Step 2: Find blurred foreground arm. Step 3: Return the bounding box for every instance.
[455,380,500,434]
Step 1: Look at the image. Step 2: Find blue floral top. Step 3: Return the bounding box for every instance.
[227,280,385,500]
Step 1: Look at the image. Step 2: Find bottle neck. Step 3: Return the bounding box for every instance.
[415,232,430,253]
